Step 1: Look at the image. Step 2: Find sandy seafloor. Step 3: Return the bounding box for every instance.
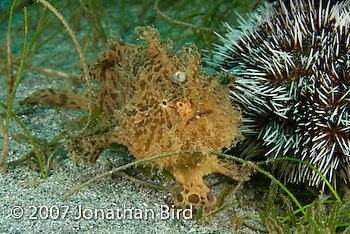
[0,1,268,233]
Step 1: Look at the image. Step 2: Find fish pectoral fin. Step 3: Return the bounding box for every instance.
[216,159,252,182]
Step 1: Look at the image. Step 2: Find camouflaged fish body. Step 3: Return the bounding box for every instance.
[22,27,245,215]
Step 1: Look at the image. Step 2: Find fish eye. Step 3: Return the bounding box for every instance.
[162,100,167,106]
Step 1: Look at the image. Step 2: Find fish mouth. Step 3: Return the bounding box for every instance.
[185,110,213,125]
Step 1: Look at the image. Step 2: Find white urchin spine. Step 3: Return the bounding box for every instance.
[209,0,350,188]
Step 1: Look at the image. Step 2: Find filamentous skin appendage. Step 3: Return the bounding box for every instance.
[23,26,247,215]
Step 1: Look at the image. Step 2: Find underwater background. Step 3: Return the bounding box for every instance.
[1,0,349,233]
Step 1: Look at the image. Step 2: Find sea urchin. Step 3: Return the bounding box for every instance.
[208,0,350,188]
